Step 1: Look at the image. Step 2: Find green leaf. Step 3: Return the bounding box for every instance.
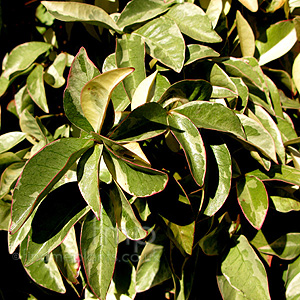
[20,242,66,293]
[0,199,11,231]
[81,204,118,300]
[0,76,9,97]
[11,138,93,234]
[237,175,268,229]
[203,138,232,216]
[284,255,300,299]
[0,132,26,154]
[247,164,300,186]
[81,68,134,133]
[52,227,80,284]
[131,70,158,110]
[252,105,285,163]
[77,144,103,219]
[236,113,277,162]
[41,1,122,33]
[270,187,300,213]
[103,147,168,197]
[259,233,300,260]
[102,53,131,112]
[26,65,49,113]
[44,52,67,88]
[292,52,300,94]
[108,182,148,240]
[173,101,246,139]
[166,3,222,43]
[134,16,185,73]
[23,182,90,266]
[221,235,271,300]
[230,77,249,112]
[265,75,284,118]
[15,85,34,117]
[236,10,255,57]
[2,42,51,79]
[0,162,25,199]
[136,236,172,292]
[110,102,168,142]
[64,47,100,132]
[168,112,206,186]
[185,44,220,66]
[256,20,297,66]
[217,274,248,299]
[116,34,146,101]
[117,0,172,29]
[238,0,258,11]
[159,80,212,105]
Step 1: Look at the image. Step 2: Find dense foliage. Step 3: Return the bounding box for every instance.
[1,0,300,299]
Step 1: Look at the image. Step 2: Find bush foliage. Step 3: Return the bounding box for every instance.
[1,0,300,299]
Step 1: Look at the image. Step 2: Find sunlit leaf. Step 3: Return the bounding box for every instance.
[116,34,146,101]
[259,233,300,260]
[63,47,100,132]
[27,65,49,113]
[168,111,206,186]
[236,10,255,57]
[185,44,220,66]
[41,1,122,33]
[44,52,67,88]
[166,3,222,43]
[221,235,271,299]
[238,0,258,11]
[0,132,26,154]
[2,42,51,79]
[256,20,297,66]
[81,68,134,133]
[173,101,246,139]
[11,138,93,234]
[77,144,103,219]
[81,204,118,300]
[134,16,185,73]
[237,175,268,229]
[117,0,172,29]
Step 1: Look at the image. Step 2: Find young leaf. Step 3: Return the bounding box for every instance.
[63,47,100,132]
[0,131,26,154]
[11,138,93,234]
[237,175,268,229]
[131,70,158,110]
[236,10,255,57]
[116,34,146,101]
[81,205,118,300]
[173,101,246,139]
[284,255,300,299]
[102,53,131,111]
[41,1,122,33]
[109,102,168,142]
[2,42,52,79]
[256,20,297,66]
[103,147,168,197]
[23,182,90,266]
[238,0,258,11]
[20,241,66,294]
[259,233,300,260]
[81,68,134,134]
[221,235,271,300]
[106,182,148,240]
[77,144,103,219]
[168,111,206,187]
[165,3,222,43]
[134,16,185,73]
[26,65,49,113]
[117,0,172,29]
[292,52,300,94]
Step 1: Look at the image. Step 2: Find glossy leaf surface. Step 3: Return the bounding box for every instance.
[11,138,93,234]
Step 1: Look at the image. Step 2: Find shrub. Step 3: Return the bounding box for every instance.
[1,0,300,299]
